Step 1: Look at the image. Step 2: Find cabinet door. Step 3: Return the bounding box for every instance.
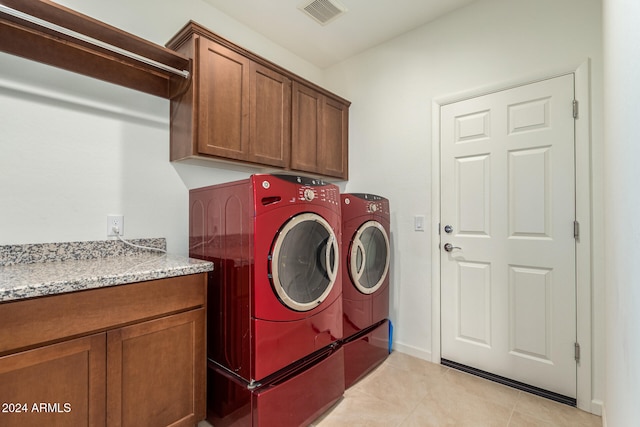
[198,38,250,161]
[107,309,205,427]
[0,334,106,427]
[249,62,291,167]
[320,96,349,179]
[291,82,349,179]
[291,81,322,174]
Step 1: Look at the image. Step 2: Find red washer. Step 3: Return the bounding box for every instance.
[190,174,344,425]
[340,193,391,338]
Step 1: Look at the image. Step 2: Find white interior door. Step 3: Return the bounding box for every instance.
[440,74,577,398]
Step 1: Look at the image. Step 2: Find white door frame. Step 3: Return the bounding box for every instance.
[430,60,596,414]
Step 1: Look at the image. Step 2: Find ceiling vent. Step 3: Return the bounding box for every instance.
[298,0,348,26]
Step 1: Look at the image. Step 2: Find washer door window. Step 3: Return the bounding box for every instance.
[270,213,339,311]
[350,221,390,294]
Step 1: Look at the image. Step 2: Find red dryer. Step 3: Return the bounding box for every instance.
[190,174,344,426]
[340,193,391,388]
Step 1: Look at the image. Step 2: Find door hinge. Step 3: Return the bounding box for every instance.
[575,342,581,363]
[573,220,580,239]
[573,99,579,119]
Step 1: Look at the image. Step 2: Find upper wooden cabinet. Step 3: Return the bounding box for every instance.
[167,21,350,180]
[195,38,291,167]
[292,82,349,179]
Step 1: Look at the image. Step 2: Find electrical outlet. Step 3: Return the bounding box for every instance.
[107,215,124,236]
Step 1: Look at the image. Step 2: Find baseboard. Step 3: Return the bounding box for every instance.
[392,341,432,361]
[600,403,607,427]
[590,399,603,417]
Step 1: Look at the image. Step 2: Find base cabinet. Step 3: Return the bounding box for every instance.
[0,274,207,427]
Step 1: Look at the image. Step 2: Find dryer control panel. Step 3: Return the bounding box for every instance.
[343,193,389,215]
[351,193,385,201]
[366,201,385,213]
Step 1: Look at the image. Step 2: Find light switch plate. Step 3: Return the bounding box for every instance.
[414,215,425,232]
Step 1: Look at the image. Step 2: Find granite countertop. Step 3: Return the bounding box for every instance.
[0,238,213,303]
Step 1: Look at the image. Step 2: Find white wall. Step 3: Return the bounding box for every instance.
[0,0,326,254]
[325,0,604,410]
[603,0,640,425]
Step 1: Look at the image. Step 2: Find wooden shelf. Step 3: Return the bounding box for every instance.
[0,0,191,98]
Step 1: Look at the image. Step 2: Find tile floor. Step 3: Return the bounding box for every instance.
[200,352,602,427]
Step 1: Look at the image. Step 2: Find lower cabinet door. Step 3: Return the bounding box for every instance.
[0,334,106,427]
[107,309,205,427]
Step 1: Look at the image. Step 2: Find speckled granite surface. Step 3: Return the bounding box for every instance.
[0,238,167,266]
[0,239,213,303]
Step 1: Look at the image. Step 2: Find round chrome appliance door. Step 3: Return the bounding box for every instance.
[270,213,339,311]
[350,220,390,294]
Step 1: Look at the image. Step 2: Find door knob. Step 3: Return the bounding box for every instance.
[444,225,453,234]
[443,243,461,252]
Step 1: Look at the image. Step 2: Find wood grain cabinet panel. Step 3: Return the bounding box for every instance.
[249,62,291,167]
[320,95,349,179]
[0,334,106,427]
[107,309,205,427]
[291,82,322,173]
[291,82,349,179]
[198,39,250,161]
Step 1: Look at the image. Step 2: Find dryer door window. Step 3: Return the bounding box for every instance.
[270,213,339,311]
[350,221,390,294]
